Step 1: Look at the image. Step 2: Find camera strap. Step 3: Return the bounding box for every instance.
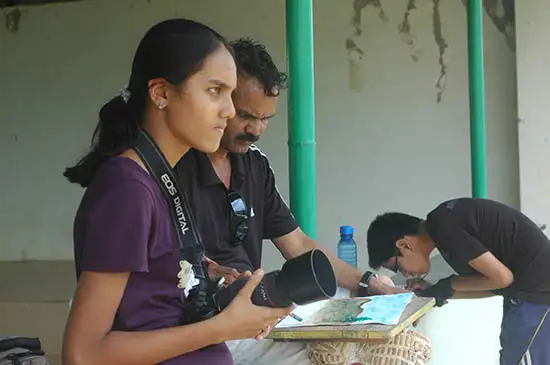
[133,128,207,280]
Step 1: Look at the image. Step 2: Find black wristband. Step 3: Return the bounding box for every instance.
[417,275,455,307]
[358,270,376,297]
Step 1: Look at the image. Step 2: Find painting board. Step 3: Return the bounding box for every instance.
[267,296,435,342]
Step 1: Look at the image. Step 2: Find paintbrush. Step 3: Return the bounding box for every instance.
[288,313,303,322]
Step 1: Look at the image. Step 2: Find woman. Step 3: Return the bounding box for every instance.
[62,19,291,365]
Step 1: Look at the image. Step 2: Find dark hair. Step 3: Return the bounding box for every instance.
[64,18,232,187]
[230,38,287,97]
[366,212,422,269]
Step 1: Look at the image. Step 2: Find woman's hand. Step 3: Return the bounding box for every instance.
[217,269,293,341]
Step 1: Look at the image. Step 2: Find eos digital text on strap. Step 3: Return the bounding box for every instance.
[133,128,207,279]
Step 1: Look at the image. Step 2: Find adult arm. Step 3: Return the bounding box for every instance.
[64,269,291,365]
[272,228,362,291]
[63,271,229,365]
[272,228,405,295]
[260,153,402,295]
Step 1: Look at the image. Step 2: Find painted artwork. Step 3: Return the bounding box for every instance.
[275,292,414,328]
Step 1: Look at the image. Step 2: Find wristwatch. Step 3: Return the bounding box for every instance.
[358,270,377,297]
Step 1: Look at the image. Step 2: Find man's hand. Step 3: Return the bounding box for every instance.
[377,275,397,288]
[366,275,408,296]
[204,257,252,285]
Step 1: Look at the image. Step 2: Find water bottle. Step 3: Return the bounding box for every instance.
[337,225,357,267]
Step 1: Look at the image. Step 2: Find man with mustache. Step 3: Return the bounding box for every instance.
[175,38,401,365]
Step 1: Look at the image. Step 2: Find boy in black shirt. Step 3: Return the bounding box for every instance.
[367,198,550,365]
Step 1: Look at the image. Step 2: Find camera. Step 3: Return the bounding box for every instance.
[181,248,337,325]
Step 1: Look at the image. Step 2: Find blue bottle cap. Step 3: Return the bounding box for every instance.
[340,225,354,235]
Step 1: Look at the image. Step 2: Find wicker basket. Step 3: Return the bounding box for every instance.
[308,329,432,365]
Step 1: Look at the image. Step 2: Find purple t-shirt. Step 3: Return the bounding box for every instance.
[73,157,233,365]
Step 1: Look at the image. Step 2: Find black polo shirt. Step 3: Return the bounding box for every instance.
[174,147,299,272]
[426,197,550,305]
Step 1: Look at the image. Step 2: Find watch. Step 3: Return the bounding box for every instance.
[358,270,376,297]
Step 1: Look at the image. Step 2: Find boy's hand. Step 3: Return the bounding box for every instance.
[406,278,430,291]
[416,276,455,307]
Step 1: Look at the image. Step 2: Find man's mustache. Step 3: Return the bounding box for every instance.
[236,133,259,143]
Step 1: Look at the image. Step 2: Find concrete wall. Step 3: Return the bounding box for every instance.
[516,0,550,233]
[0,0,520,364]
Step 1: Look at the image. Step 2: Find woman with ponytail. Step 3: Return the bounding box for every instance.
[62,19,291,365]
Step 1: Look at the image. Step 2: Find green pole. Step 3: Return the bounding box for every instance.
[467,0,488,198]
[285,0,317,239]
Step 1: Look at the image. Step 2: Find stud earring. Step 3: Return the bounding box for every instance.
[158,100,166,109]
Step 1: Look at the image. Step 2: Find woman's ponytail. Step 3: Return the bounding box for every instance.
[64,18,232,188]
[63,94,140,187]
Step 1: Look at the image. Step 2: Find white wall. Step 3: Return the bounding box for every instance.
[0,0,519,364]
[516,0,550,234]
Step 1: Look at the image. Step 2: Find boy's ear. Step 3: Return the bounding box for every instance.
[396,238,406,250]
[396,237,413,251]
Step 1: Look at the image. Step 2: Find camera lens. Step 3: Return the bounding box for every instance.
[282,248,337,305]
[213,249,337,310]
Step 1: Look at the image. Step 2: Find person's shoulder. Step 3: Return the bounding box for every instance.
[450,197,513,216]
[430,197,475,213]
[87,157,156,201]
[244,144,271,168]
[471,197,514,211]
[428,197,501,226]
[95,156,150,183]
[426,197,468,222]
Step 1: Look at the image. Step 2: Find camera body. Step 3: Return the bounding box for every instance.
[180,275,224,325]
[181,249,337,325]
[181,270,287,325]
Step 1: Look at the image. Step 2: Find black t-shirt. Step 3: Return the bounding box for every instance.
[174,147,298,272]
[426,197,550,305]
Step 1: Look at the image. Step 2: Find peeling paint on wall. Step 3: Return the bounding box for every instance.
[352,0,389,28]
[4,7,21,33]
[345,0,515,100]
[346,38,365,93]
[346,0,389,93]
[432,0,448,103]
[398,0,420,62]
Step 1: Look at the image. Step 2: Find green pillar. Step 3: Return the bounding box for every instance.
[467,0,488,198]
[285,0,317,239]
